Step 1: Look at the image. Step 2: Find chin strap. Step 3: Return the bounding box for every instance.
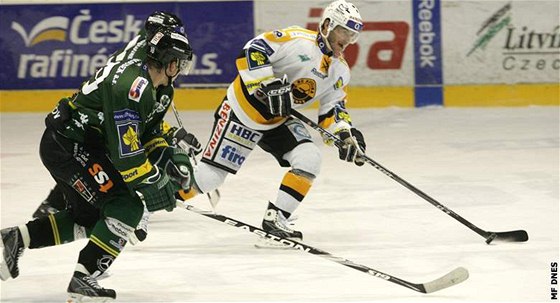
[316,33,333,57]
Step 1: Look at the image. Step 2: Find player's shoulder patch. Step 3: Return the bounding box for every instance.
[246,48,271,71]
[128,76,149,102]
[114,109,143,158]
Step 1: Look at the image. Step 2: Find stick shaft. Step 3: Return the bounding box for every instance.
[178,202,466,293]
[290,110,490,240]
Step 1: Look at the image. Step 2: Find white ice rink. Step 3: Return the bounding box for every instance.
[0,107,558,302]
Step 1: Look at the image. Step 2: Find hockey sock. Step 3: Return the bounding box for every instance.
[79,219,128,275]
[26,211,89,248]
[274,170,314,217]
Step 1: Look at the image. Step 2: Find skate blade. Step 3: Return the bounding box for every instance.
[254,237,299,249]
[0,245,12,281]
[0,264,11,281]
[67,293,114,303]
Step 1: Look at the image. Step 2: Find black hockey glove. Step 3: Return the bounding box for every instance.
[336,128,366,166]
[45,98,72,131]
[135,167,178,212]
[171,127,202,155]
[258,75,292,117]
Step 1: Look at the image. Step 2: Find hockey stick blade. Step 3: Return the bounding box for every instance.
[485,230,528,244]
[421,267,469,293]
[177,201,468,294]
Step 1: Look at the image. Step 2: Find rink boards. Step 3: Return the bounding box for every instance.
[0,0,558,110]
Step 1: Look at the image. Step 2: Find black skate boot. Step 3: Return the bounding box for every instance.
[67,270,116,302]
[0,227,25,281]
[257,202,302,248]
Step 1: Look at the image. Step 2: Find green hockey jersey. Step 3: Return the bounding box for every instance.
[61,58,173,191]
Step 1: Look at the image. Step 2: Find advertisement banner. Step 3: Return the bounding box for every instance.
[0,1,254,90]
[444,0,559,85]
[254,0,414,87]
[413,0,443,106]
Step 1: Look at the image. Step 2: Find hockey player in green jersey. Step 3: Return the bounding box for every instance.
[0,27,194,302]
[31,11,202,245]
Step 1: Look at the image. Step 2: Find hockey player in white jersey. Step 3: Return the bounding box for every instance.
[185,0,367,241]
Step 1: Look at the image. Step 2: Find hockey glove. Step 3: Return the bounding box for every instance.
[152,147,194,191]
[336,128,366,166]
[171,127,202,155]
[45,98,72,131]
[258,74,292,117]
[135,167,178,212]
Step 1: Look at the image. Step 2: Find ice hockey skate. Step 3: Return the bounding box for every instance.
[0,227,25,281]
[67,269,116,303]
[255,203,303,249]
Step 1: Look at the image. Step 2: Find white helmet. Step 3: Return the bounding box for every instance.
[320,0,363,44]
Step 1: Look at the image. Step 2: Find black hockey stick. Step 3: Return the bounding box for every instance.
[291,110,528,244]
[176,201,468,294]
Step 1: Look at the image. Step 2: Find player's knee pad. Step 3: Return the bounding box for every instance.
[283,142,322,177]
[193,162,228,194]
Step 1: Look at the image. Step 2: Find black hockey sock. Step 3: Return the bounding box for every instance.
[27,211,88,248]
[78,241,115,275]
[26,216,55,248]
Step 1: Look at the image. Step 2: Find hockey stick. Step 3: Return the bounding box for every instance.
[170,101,221,209]
[290,110,528,244]
[176,200,468,294]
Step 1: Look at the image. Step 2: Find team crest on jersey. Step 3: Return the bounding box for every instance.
[114,109,143,158]
[292,78,316,104]
[128,77,149,102]
[247,48,270,70]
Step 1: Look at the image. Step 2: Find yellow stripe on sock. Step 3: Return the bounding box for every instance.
[282,172,313,197]
[90,235,119,257]
[48,214,61,245]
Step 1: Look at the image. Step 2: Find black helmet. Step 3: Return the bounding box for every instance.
[147,28,194,75]
[145,11,185,40]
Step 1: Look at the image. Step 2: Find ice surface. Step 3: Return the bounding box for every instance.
[0,107,558,302]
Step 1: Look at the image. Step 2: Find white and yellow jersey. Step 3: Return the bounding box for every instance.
[226,26,354,132]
